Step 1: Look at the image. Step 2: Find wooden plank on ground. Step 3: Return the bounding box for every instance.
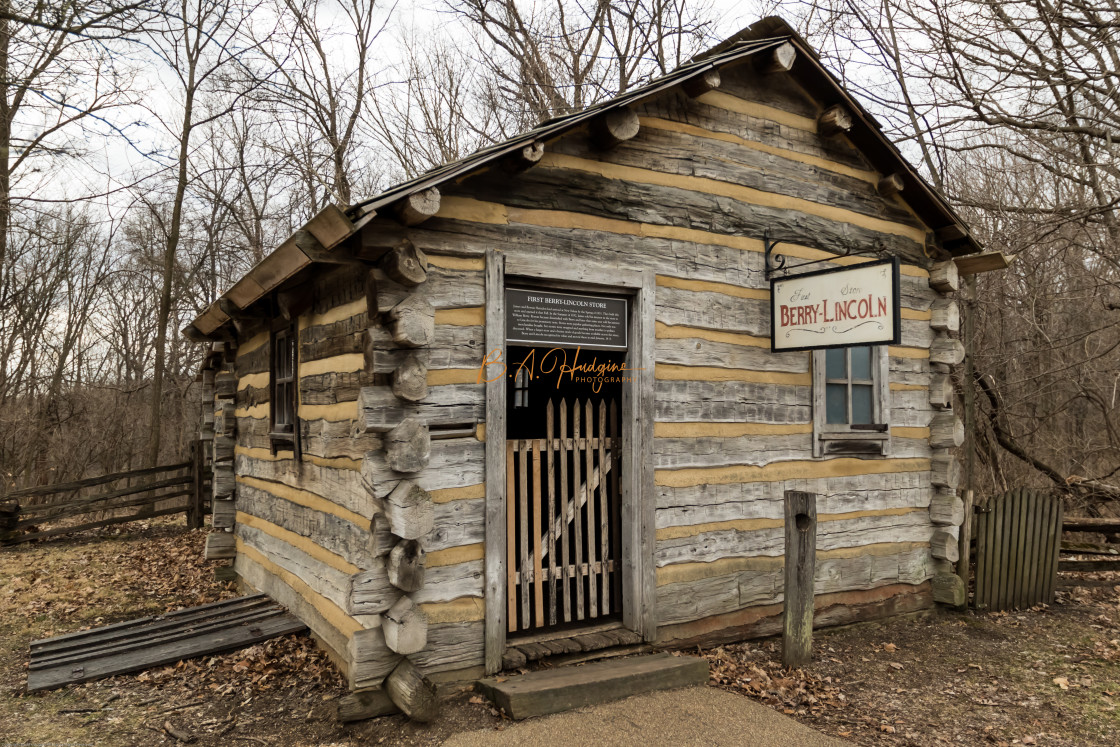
[27,594,305,691]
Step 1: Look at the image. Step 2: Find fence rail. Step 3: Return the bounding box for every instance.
[0,440,210,546]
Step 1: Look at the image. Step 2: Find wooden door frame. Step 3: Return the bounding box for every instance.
[483,248,656,673]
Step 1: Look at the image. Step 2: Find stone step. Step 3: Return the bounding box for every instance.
[476,652,709,719]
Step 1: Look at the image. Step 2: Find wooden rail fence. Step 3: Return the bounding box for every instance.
[0,440,210,546]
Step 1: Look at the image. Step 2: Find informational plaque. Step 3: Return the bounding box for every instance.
[506,288,627,350]
[770,258,901,352]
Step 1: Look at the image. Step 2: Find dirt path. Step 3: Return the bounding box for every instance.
[2,521,1118,745]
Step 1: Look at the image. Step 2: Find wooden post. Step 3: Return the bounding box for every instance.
[958,490,974,593]
[0,500,20,545]
[782,490,816,668]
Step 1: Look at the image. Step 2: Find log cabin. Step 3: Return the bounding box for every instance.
[187,17,1001,717]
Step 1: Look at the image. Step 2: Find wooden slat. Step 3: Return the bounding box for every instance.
[32,596,272,653]
[599,399,610,615]
[7,461,192,500]
[559,399,571,624]
[991,492,1006,610]
[27,595,304,692]
[572,402,585,621]
[532,439,545,628]
[546,403,558,627]
[974,496,989,609]
[519,442,530,627]
[507,440,517,633]
[1046,497,1064,603]
[1002,490,1017,610]
[1017,488,1030,607]
[1010,489,1025,608]
[584,399,598,618]
[1026,490,1042,605]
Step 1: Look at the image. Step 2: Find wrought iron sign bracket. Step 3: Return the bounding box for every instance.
[764,231,888,280]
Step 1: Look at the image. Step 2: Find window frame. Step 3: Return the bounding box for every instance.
[269,316,301,458]
[811,345,891,457]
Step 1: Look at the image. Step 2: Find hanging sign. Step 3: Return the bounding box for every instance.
[770,258,901,352]
[506,288,628,350]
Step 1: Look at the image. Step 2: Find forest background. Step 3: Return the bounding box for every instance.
[1,0,1117,517]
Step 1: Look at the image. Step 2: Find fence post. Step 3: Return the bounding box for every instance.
[783,490,817,668]
[0,500,20,545]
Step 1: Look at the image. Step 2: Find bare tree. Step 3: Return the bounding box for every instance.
[140,0,261,465]
[444,0,715,128]
[254,0,387,211]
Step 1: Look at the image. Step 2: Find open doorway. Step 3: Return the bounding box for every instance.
[504,292,630,637]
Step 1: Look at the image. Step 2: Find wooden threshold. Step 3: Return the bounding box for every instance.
[509,620,623,647]
[502,621,642,670]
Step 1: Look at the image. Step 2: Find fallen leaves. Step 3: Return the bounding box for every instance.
[704,644,846,716]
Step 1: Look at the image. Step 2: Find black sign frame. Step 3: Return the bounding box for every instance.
[769,257,902,353]
[505,287,629,351]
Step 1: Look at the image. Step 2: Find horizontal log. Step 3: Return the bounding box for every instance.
[336,688,399,722]
[929,261,960,293]
[237,417,381,460]
[655,379,810,424]
[817,104,852,137]
[592,106,640,149]
[655,471,931,529]
[459,160,928,266]
[360,384,484,433]
[234,453,369,520]
[655,336,808,373]
[394,188,441,227]
[236,523,352,612]
[638,88,867,171]
[551,123,919,229]
[929,493,965,527]
[212,497,235,528]
[236,481,374,568]
[1058,559,1120,572]
[359,438,484,500]
[371,265,484,314]
[349,623,402,690]
[205,532,236,559]
[683,68,721,98]
[362,216,937,312]
[930,298,960,333]
[929,336,965,366]
[655,510,933,567]
[1063,517,1120,533]
[657,546,932,625]
[409,620,485,673]
[930,529,959,562]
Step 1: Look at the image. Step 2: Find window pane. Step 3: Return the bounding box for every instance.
[826,383,848,424]
[852,384,874,424]
[850,346,872,380]
[825,348,846,379]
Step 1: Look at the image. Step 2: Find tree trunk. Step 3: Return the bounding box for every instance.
[148,45,197,466]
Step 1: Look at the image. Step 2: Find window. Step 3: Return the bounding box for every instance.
[812,345,890,457]
[270,320,300,456]
[513,366,530,408]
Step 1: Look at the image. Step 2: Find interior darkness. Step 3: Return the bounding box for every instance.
[506,345,626,439]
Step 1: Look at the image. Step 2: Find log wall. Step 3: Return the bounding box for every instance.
[225,56,966,687]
